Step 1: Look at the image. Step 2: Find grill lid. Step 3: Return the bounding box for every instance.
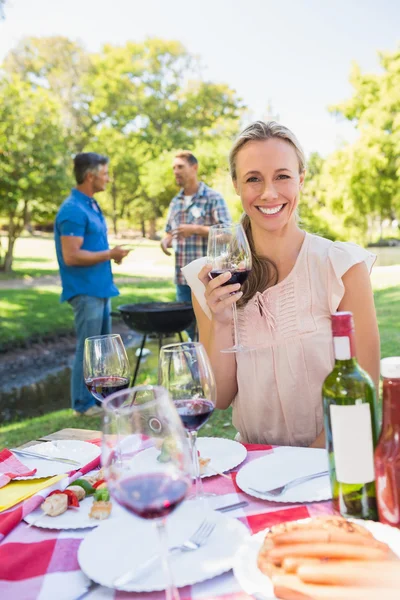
[117,302,193,313]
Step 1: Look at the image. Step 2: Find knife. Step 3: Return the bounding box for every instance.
[215,500,248,512]
[11,448,82,467]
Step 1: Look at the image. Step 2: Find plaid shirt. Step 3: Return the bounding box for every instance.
[166,182,231,284]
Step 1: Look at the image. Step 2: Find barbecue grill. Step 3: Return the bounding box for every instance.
[113,302,196,385]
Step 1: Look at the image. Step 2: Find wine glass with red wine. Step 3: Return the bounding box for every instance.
[83,334,130,404]
[159,342,216,500]
[207,223,252,352]
[102,385,192,600]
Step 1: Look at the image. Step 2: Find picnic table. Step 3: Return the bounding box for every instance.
[0,429,334,600]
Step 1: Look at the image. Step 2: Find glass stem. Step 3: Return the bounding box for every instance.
[189,430,204,499]
[232,300,241,348]
[156,518,180,600]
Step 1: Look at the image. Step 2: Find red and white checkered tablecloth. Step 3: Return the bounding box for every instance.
[0,444,334,600]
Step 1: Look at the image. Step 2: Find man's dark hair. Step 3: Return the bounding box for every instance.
[175,150,198,166]
[73,152,109,184]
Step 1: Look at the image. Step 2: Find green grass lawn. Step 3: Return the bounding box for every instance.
[0,234,176,348]
[0,281,175,349]
[0,407,236,449]
[374,285,400,356]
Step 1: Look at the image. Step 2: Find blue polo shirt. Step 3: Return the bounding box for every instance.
[55,188,119,302]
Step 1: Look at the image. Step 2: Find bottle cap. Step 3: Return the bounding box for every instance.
[331,311,354,336]
[381,357,400,379]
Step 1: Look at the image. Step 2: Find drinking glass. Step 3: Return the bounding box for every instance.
[170,213,181,253]
[159,342,216,500]
[102,385,192,600]
[207,223,252,352]
[83,334,130,403]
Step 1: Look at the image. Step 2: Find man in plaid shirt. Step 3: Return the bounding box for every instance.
[161,151,231,339]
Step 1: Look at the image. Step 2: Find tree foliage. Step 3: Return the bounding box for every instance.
[0,35,244,267]
[326,47,400,241]
[297,47,400,245]
[299,152,343,241]
[82,38,243,237]
[3,33,398,271]
[0,75,70,270]
[3,36,96,151]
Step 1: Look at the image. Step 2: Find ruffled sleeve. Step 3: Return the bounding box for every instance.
[328,242,376,312]
[181,257,212,319]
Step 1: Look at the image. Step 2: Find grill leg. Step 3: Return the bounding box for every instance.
[158,335,164,355]
[157,335,164,385]
[132,334,147,386]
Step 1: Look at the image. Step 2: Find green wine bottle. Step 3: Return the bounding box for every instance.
[322,311,379,520]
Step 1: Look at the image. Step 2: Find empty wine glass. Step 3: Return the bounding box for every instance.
[207,223,252,352]
[83,334,130,403]
[102,385,192,600]
[159,342,216,500]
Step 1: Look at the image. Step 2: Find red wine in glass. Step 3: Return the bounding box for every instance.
[209,269,251,286]
[85,376,130,402]
[115,472,189,520]
[160,343,216,500]
[174,398,214,432]
[102,385,192,600]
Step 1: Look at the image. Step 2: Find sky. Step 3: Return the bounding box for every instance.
[0,0,399,157]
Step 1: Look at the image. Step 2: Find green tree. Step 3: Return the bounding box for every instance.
[87,38,243,235]
[0,75,69,272]
[329,47,400,241]
[89,39,243,152]
[91,127,145,235]
[3,36,96,151]
[300,152,343,241]
[2,36,244,239]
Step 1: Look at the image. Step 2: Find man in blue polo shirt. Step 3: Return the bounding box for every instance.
[55,153,129,416]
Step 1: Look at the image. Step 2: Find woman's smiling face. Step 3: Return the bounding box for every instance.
[234,137,305,234]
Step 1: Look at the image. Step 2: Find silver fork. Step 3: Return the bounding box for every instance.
[113,519,216,587]
[73,504,242,600]
[250,470,330,497]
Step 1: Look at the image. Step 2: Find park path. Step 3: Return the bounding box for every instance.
[0,271,172,290]
[0,274,62,289]
[1,264,400,290]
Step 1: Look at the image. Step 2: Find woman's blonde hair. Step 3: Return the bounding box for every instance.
[229,121,306,307]
[229,120,306,180]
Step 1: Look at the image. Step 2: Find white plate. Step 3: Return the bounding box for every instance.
[235,447,331,503]
[78,500,249,591]
[233,519,400,599]
[134,437,247,479]
[13,441,101,480]
[196,437,247,478]
[24,494,127,530]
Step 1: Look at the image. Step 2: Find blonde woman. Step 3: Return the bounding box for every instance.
[182,121,380,447]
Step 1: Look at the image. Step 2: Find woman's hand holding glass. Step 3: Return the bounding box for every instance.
[203,223,252,352]
[198,265,243,326]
